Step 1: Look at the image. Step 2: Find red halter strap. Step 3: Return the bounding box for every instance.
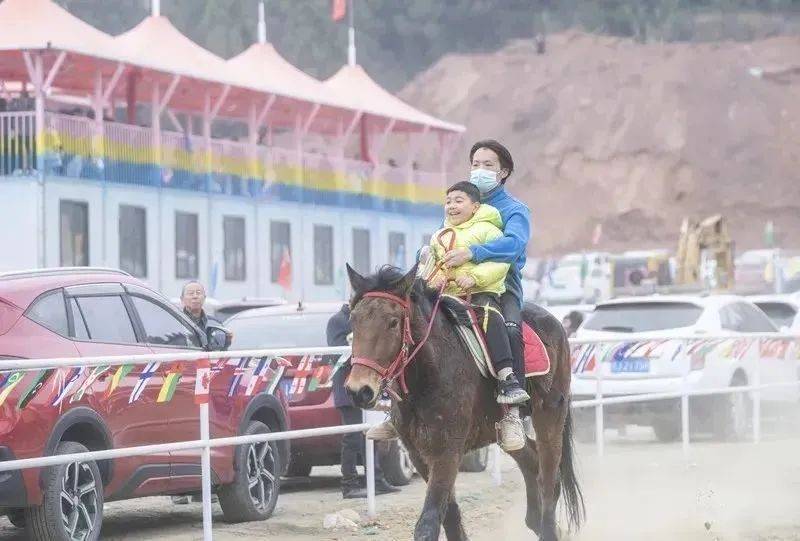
[350,229,455,398]
[350,291,415,397]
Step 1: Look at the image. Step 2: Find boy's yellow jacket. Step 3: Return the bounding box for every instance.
[427,204,509,296]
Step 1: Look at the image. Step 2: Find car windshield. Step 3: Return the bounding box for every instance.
[583,302,703,333]
[754,302,797,329]
[227,312,333,349]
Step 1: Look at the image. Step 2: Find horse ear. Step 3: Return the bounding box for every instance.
[346,263,368,294]
[397,263,419,295]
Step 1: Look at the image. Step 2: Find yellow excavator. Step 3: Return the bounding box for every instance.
[675,215,734,290]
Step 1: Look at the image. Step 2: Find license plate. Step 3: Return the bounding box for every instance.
[611,358,650,373]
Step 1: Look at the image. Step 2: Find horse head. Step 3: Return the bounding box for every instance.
[344,263,419,409]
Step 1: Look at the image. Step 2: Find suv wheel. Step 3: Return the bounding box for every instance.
[218,420,280,523]
[26,441,103,541]
[380,440,415,486]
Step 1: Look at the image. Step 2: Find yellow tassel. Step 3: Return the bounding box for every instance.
[483,302,490,333]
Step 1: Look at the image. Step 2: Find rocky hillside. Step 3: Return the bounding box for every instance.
[401,31,800,255]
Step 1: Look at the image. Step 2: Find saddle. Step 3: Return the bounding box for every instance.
[440,295,551,380]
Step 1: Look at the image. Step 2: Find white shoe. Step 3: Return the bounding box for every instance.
[366,419,399,441]
[497,411,526,452]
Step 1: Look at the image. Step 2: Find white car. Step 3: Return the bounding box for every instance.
[571,295,798,441]
[749,294,800,332]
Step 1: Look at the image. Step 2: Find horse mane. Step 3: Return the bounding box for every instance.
[350,265,436,308]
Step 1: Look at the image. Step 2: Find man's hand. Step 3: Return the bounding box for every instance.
[443,248,473,268]
[455,274,476,291]
[428,273,447,290]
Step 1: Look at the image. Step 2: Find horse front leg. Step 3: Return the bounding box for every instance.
[414,454,461,541]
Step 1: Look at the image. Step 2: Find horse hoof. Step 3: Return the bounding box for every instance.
[525,513,542,535]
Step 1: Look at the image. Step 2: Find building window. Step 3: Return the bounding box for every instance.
[352,228,371,275]
[119,205,147,278]
[270,221,291,283]
[388,232,406,268]
[223,216,246,281]
[59,200,89,267]
[175,211,199,279]
[314,225,334,285]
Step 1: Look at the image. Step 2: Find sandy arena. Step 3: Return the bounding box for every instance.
[2,427,799,540]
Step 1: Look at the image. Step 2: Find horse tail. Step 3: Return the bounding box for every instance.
[559,404,586,531]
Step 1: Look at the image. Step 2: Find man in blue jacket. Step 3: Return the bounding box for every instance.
[444,140,529,383]
[441,139,531,448]
[368,139,533,450]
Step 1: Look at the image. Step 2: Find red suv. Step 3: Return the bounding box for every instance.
[0,268,290,540]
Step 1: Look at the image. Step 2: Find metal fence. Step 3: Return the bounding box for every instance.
[0,111,36,176]
[1,333,798,539]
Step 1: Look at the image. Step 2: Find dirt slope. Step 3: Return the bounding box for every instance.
[401,31,800,255]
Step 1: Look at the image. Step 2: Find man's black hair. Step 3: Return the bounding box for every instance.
[446,181,481,203]
[469,139,514,182]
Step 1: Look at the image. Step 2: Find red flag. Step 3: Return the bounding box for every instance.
[277,247,292,291]
[194,359,211,405]
[331,0,346,22]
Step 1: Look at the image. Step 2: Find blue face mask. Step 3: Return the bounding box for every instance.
[469,168,500,194]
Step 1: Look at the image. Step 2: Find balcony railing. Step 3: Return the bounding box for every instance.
[0,111,445,216]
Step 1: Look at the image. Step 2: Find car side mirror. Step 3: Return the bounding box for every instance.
[206,325,231,351]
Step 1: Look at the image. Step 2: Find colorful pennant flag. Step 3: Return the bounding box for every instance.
[289,355,315,395]
[244,357,272,396]
[71,365,110,403]
[227,357,251,397]
[157,367,183,403]
[17,369,54,410]
[0,371,24,407]
[266,365,286,396]
[195,359,211,405]
[105,364,135,399]
[129,362,160,404]
[52,368,85,407]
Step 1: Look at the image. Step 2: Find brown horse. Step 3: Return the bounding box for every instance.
[345,264,584,541]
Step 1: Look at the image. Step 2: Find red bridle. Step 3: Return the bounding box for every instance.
[349,229,455,400]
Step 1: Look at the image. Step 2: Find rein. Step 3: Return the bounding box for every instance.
[351,228,456,399]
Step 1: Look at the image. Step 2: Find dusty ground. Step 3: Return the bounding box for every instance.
[2,428,799,540]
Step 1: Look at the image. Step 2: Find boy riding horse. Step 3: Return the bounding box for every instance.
[368,140,533,449]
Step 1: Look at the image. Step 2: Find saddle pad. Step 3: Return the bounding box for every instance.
[523,322,551,377]
[441,295,496,379]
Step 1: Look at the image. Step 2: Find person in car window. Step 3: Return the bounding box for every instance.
[180,281,231,347]
[327,303,400,499]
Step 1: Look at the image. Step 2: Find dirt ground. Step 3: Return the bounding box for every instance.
[2,428,799,540]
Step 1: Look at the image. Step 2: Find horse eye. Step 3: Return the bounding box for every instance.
[388,318,400,330]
